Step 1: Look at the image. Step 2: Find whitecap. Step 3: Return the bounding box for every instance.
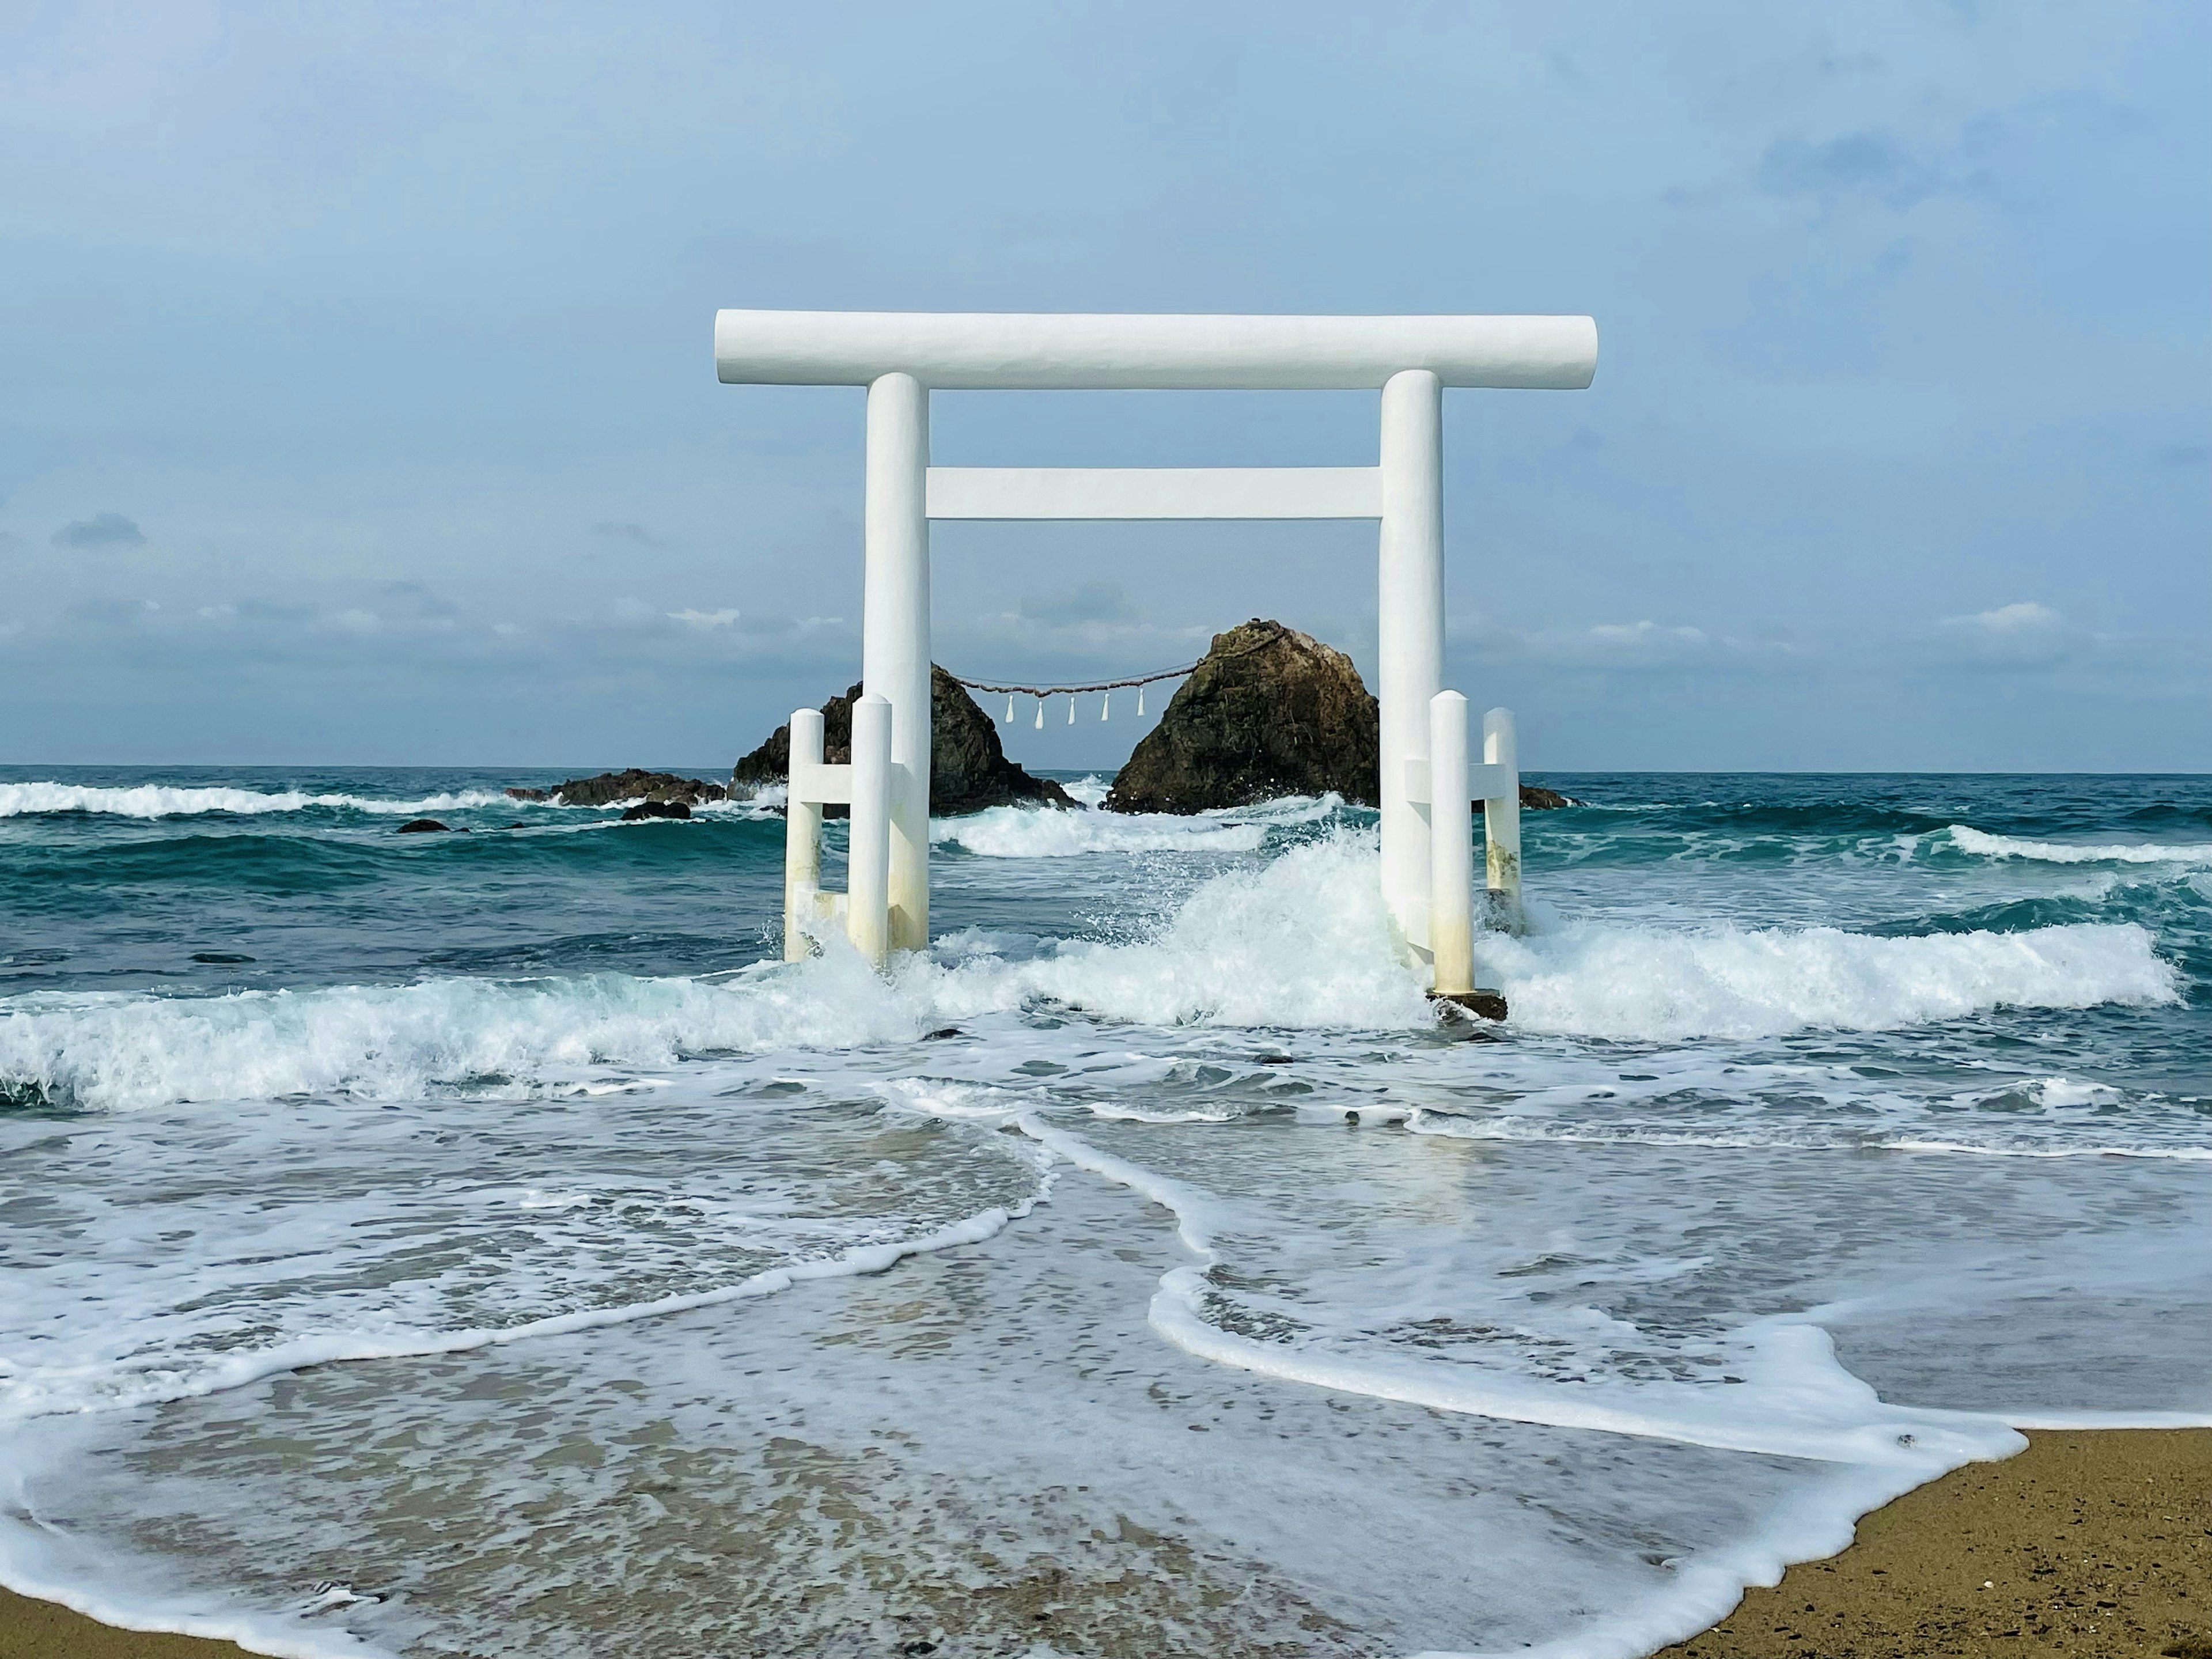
[1482,918,2177,1041]
[929,791,1345,858]
[1945,823,2212,866]
[0,782,538,820]
[2,837,2181,1111]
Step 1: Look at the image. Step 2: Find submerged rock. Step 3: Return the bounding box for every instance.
[731,666,1073,816]
[542,770,725,808]
[620,800,692,821]
[1104,619,1582,815]
[396,819,452,834]
[1105,620,1380,813]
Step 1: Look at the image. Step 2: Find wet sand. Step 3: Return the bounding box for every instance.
[0,1585,250,1658]
[1661,1429,2212,1659]
[5,1429,2206,1657]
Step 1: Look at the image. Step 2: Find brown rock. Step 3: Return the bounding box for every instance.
[1102,620,1582,814]
[1105,620,1380,813]
[730,666,1073,816]
[546,769,725,808]
[620,800,692,821]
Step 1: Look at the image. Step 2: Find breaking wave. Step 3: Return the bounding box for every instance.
[2,837,2179,1112]
[0,782,531,820]
[1482,917,2177,1041]
[1946,824,2212,867]
[930,793,1343,858]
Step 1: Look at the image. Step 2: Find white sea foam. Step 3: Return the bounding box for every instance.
[3,837,2180,1111]
[929,791,1342,858]
[931,805,1268,857]
[1405,1111,2212,1162]
[695,785,787,820]
[1946,823,2212,866]
[0,1200,1035,1425]
[1482,918,2176,1041]
[2006,1074,2122,1108]
[0,782,532,820]
[0,952,915,1112]
[885,1082,2022,1469]
[0,1498,391,1659]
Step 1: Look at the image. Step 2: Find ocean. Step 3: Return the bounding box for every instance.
[1,766,2207,1658]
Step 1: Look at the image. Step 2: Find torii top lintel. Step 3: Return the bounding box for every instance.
[713,310,1598,392]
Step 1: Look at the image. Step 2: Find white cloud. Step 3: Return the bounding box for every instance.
[1947,600,2061,633]
[1588,620,1709,646]
[669,607,743,628]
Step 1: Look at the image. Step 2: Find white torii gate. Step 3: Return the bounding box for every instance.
[713,310,1599,1001]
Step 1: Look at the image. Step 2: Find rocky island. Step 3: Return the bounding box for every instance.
[1108,619,1576,813]
[730,665,1073,816]
[512,623,1573,820]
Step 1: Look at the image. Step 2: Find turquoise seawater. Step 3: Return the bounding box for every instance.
[1,768,2207,1657]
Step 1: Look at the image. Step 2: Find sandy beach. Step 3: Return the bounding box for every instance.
[1,1428,2201,1658]
[1660,1429,2212,1658]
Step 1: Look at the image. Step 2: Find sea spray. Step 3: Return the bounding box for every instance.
[2,838,2180,1111]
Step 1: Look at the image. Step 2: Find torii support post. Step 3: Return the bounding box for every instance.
[782,708,825,962]
[1379,369,1444,955]
[1427,690,1475,997]
[846,692,895,965]
[779,695,895,967]
[715,310,1599,969]
[1483,706,1523,927]
[865,373,931,954]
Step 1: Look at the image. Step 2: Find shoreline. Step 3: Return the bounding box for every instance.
[1660,1427,2212,1658]
[0,1584,256,1657]
[2,1429,2205,1657]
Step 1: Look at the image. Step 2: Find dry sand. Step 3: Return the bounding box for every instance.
[1660,1429,2212,1659]
[3,1428,2206,1658]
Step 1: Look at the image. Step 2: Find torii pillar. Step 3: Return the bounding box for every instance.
[715,311,1599,965]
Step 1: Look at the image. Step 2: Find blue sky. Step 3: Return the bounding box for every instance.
[3,1,2206,771]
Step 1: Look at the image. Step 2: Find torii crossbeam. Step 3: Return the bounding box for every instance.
[713,310,1599,999]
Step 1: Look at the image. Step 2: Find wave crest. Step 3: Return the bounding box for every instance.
[0,782,527,820]
[2,836,2180,1111]
[1945,824,2212,867]
[1484,919,2176,1041]
[929,794,1344,858]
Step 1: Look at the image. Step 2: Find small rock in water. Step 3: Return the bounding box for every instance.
[620,800,691,821]
[544,770,723,807]
[505,786,548,801]
[1431,988,1509,1022]
[190,951,255,964]
[396,819,451,834]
